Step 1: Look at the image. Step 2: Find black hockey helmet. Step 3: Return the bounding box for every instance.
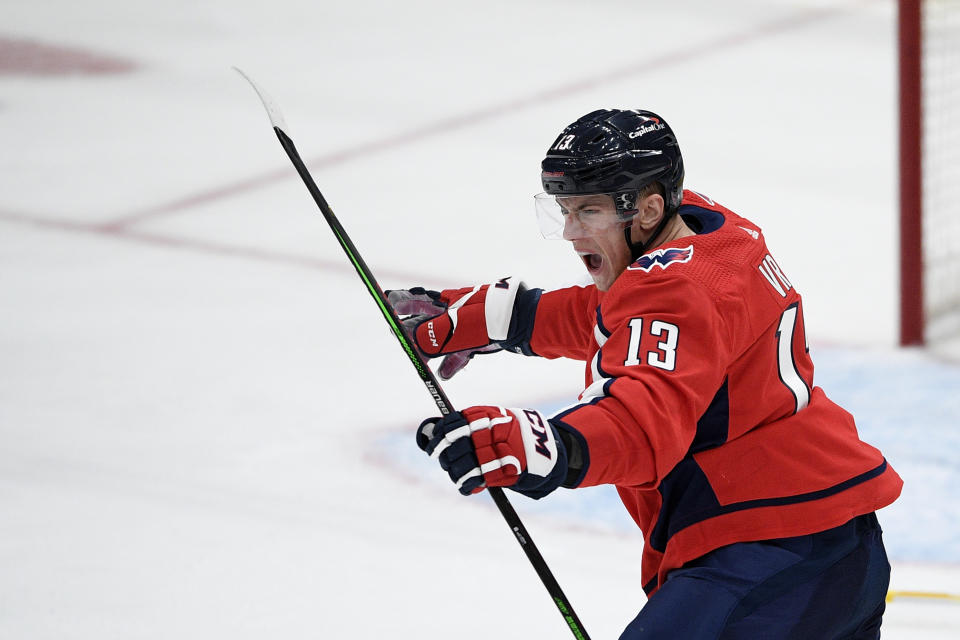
[539,109,685,258]
[541,108,684,211]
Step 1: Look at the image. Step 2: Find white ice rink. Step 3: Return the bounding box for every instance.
[2,0,958,637]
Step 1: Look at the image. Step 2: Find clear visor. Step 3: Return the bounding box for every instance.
[534,192,636,240]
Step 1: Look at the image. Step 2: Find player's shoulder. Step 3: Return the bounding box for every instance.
[609,190,770,298]
[678,189,762,242]
[642,189,766,265]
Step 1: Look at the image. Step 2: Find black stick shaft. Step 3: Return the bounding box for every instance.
[269,122,589,640]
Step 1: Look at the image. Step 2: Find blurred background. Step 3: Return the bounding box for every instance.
[2,0,957,637]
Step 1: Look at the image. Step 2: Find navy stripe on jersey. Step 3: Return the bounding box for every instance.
[650,458,720,552]
[643,575,659,596]
[594,348,614,380]
[649,458,890,554]
[591,305,617,381]
[589,305,614,382]
[553,379,616,427]
[678,205,726,234]
[691,379,730,453]
[596,304,613,338]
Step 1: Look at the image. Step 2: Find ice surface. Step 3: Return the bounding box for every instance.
[2,0,957,638]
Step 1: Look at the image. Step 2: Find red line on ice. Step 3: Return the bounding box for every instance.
[97,4,855,231]
[0,209,446,284]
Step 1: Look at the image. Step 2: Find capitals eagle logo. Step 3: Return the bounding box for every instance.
[629,245,694,272]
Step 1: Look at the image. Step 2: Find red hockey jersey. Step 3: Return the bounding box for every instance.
[529,190,902,595]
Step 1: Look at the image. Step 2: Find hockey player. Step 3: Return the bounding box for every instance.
[387,109,902,638]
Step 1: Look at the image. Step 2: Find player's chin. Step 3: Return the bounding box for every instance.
[589,269,616,291]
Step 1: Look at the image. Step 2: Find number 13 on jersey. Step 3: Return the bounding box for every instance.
[622,303,811,417]
[624,317,680,371]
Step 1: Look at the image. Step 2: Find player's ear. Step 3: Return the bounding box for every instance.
[631,192,665,236]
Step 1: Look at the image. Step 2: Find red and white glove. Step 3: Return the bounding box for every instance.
[416,406,568,499]
[386,278,534,379]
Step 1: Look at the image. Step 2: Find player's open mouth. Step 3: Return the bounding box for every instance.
[578,251,603,274]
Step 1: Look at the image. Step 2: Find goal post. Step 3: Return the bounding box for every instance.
[899,0,923,346]
[899,0,960,351]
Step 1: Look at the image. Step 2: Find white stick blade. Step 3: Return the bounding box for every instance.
[233,66,288,132]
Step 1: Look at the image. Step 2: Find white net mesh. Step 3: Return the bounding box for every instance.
[923,0,960,348]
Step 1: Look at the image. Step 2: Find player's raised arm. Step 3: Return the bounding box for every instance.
[386,277,540,379]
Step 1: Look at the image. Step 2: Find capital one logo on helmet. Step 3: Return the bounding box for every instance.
[628,122,666,139]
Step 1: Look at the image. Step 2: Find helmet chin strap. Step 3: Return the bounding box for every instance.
[624,209,677,262]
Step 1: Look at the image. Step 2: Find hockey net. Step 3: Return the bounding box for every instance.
[900,0,960,355]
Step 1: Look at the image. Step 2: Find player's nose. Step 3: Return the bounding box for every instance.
[562,213,585,241]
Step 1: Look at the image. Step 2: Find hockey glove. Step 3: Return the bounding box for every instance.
[385,278,536,379]
[416,406,567,499]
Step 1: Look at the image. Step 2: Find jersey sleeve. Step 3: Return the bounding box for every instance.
[528,284,600,361]
[552,274,733,489]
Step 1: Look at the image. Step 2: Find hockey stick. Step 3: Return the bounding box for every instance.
[235,68,589,640]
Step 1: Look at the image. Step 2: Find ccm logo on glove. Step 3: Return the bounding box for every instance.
[416,406,568,499]
[524,409,553,458]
